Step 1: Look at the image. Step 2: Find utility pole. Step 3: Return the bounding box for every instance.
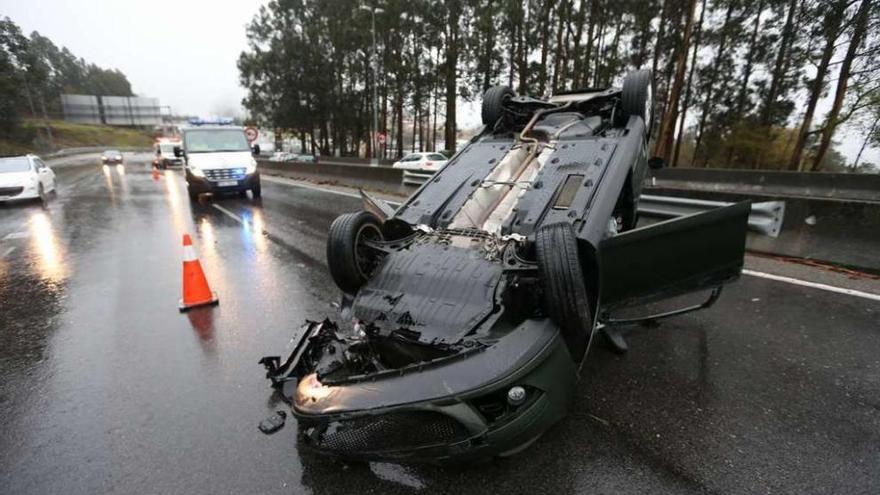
[360,4,384,166]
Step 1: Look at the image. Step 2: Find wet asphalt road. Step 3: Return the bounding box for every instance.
[1,153,878,494]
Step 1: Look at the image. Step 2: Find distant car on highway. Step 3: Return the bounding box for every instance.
[154,139,183,169]
[101,150,124,165]
[0,155,57,203]
[391,152,448,172]
[175,122,262,200]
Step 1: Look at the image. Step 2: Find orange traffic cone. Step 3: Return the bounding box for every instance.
[179,234,218,311]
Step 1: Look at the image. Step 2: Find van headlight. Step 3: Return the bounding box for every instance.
[190,166,205,178]
[246,159,257,174]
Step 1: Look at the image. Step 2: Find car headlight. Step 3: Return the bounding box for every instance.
[246,159,257,174]
[190,166,205,178]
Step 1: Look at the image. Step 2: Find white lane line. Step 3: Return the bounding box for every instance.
[1,246,15,259]
[743,269,880,302]
[212,204,244,223]
[2,231,28,240]
[262,176,880,302]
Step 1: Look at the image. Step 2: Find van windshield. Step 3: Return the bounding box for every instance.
[184,129,250,153]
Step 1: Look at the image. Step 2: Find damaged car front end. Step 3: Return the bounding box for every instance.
[262,70,754,462]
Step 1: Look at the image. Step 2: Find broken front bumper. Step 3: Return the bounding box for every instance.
[263,318,577,462]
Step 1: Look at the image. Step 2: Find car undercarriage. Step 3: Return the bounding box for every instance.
[261,70,751,462]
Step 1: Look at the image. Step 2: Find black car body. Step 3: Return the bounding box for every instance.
[262,70,750,462]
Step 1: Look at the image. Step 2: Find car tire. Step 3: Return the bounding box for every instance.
[251,183,262,199]
[187,187,199,201]
[326,211,385,294]
[617,69,653,140]
[481,85,515,127]
[37,183,47,204]
[536,222,593,361]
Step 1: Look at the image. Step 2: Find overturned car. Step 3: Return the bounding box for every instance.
[261,70,751,462]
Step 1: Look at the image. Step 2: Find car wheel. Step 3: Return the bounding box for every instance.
[536,222,593,361]
[37,183,47,204]
[617,69,653,140]
[481,85,515,127]
[326,211,385,293]
[188,187,199,201]
[251,183,262,199]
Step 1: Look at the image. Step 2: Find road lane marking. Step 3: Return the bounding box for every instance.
[2,231,28,240]
[262,176,880,303]
[743,269,880,302]
[212,204,244,223]
[1,246,15,259]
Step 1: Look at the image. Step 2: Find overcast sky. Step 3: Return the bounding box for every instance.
[2,0,875,165]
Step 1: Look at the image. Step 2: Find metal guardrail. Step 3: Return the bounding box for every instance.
[402,169,435,186]
[638,195,785,237]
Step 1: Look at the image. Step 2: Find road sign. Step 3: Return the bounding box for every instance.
[376,132,386,145]
[244,127,259,143]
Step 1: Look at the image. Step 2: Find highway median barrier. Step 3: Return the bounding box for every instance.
[257,159,880,273]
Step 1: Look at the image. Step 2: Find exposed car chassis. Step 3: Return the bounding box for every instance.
[261,70,751,462]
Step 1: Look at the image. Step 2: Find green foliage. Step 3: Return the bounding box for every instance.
[238,0,877,168]
[0,16,135,138]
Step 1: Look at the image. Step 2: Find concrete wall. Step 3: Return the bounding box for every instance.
[257,160,880,272]
[258,160,411,196]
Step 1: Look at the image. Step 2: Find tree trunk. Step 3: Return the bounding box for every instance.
[582,0,599,87]
[570,0,587,85]
[852,113,878,169]
[538,1,553,95]
[811,0,872,171]
[734,0,763,119]
[759,0,798,126]
[654,0,698,164]
[551,1,567,93]
[444,1,461,152]
[651,0,670,84]
[691,2,735,166]
[516,2,528,93]
[787,0,848,171]
[672,0,706,168]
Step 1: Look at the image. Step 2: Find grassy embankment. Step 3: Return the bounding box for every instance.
[0,119,153,156]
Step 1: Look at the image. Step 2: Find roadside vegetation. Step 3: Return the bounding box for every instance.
[0,119,153,156]
[240,0,878,172]
[0,17,137,155]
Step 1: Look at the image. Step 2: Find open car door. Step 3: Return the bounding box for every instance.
[597,201,750,318]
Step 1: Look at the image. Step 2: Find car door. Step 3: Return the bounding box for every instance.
[597,201,750,313]
[33,158,55,191]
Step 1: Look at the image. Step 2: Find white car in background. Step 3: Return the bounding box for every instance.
[392,152,449,186]
[391,152,448,172]
[0,155,57,203]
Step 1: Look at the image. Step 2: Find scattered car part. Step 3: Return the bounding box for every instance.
[258,411,287,434]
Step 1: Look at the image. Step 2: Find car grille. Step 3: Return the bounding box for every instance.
[204,168,246,181]
[303,411,469,454]
[0,187,23,197]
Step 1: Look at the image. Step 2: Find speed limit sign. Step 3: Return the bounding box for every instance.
[244,126,259,143]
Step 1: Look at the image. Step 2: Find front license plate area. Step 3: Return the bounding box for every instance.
[218,180,238,187]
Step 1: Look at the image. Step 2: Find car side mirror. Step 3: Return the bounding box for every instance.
[648,157,665,170]
[251,144,260,156]
[173,146,183,158]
